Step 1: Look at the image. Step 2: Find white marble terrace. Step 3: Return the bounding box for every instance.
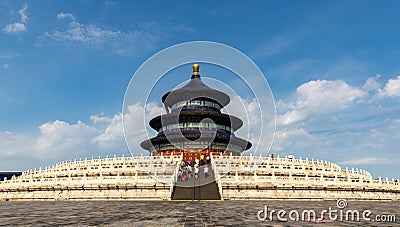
[1,153,399,199]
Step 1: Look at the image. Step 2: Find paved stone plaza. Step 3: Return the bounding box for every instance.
[0,200,399,226]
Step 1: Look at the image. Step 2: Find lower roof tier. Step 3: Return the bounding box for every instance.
[140,129,252,151]
[149,141,246,154]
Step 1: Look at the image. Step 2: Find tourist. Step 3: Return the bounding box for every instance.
[182,169,187,182]
[206,155,210,164]
[177,169,182,182]
[195,158,199,166]
[194,164,199,180]
[187,165,192,178]
[204,166,209,179]
[200,154,205,165]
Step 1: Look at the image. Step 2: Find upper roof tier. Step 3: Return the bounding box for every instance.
[162,64,230,108]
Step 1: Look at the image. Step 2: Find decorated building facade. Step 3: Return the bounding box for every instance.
[140,64,251,161]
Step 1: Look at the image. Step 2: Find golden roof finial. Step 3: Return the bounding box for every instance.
[192,63,199,75]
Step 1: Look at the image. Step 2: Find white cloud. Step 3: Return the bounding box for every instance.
[0,120,98,170]
[57,12,76,21]
[123,103,147,151]
[224,96,260,140]
[18,4,28,23]
[90,113,112,124]
[0,131,34,157]
[92,102,163,154]
[2,64,9,69]
[93,113,123,150]
[363,75,381,92]
[278,80,365,126]
[121,102,164,155]
[145,102,164,120]
[46,21,120,43]
[45,21,158,56]
[275,127,310,141]
[268,76,400,178]
[169,24,196,33]
[223,96,277,155]
[378,76,400,98]
[3,5,28,34]
[272,128,312,152]
[0,101,165,170]
[370,129,385,138]
[340,158,394,166]
[3,22,27,33]
[37,120,96,154]
[43,17,194,56]
[0,52,20,59]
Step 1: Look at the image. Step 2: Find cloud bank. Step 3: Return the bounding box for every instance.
[43,15,194,56]
[0,75,399,178]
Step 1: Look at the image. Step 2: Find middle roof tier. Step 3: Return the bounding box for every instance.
[149,111,244,132]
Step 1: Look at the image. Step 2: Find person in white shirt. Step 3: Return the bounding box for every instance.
[194,164,199,180]
[187,165,192,178]
[204,166,209,178]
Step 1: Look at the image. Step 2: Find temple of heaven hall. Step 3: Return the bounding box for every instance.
[1,63,399,202]
[140,64,252,161]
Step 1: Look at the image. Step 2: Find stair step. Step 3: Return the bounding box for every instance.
[172,181,221,200]
[171,164,221,200]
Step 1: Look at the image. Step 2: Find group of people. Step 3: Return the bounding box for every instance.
[177,155,212,182]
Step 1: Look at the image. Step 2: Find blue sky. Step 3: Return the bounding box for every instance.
[1,1,400,179]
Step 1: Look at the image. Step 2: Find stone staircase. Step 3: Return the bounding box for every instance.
[171,164,221,200]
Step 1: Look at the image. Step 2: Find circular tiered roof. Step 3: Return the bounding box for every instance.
[162,65,230,108]
[141,64,252,155]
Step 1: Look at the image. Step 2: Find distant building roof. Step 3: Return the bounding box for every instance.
[0,172,22,181]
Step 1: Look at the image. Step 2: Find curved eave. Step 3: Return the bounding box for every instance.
[170,105,221,114]
[161,77,230,107]
[162,89,230,108]
[140,135,252,151]
[149,112,243,131]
